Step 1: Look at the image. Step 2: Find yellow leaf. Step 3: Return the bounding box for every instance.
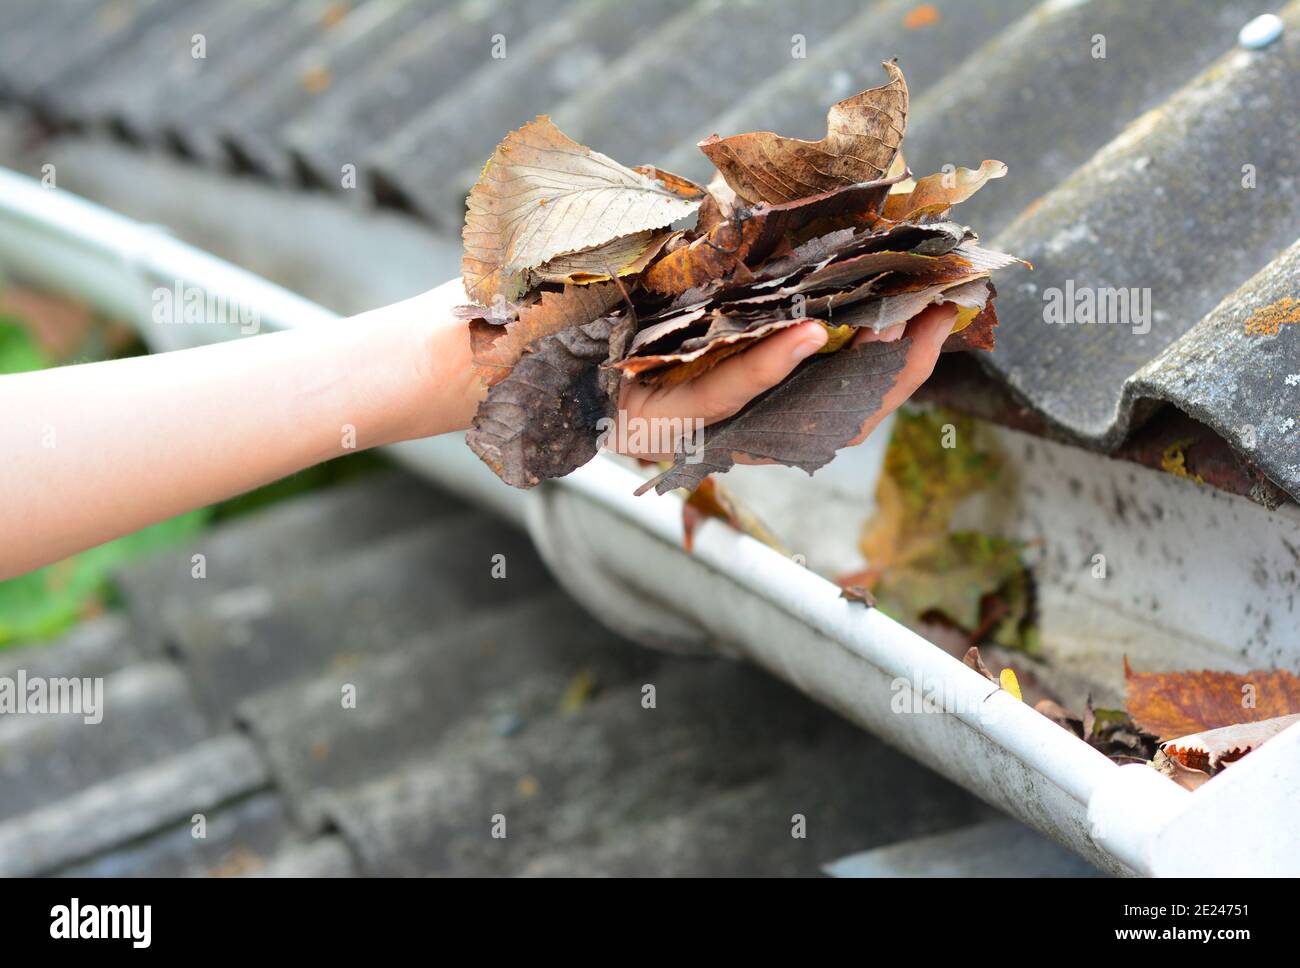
[818,322,855,353]
[1159,438,1204,484]
[948,302,981,335]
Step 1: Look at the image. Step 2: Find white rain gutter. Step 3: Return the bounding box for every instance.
[6,166,1297,876]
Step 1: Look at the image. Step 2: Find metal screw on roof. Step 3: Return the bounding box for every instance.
[1238,13,1284,50]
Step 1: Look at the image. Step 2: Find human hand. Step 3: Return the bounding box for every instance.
[613,302,957,461]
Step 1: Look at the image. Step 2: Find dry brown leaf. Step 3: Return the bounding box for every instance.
[640,181,906,299]
[840,584,877,606]
[819,246,1018,330]
[1161,713,1300,773]
[530,229,677,286]
[462,117,702,304]
[468,283,623,389]
[793,248,969,292]
[828,275,976,331]
[640,214,768,296]
[625,305,711,354]
[963,646,994,681]
[696,172,740,235]
[941,285,999,353]
[1152,750,1213,791]
[883,160,1007,220]
[467,314,630,487]
[633,165,708,201]
[613,314,807,387]
[681,475,784,553]
[1035,698,1082,732]
[1124,659,1300,740]
[699,61,908,205]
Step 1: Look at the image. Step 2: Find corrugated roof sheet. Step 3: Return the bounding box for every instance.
[0,471,988,875]
[0,0,1297,504]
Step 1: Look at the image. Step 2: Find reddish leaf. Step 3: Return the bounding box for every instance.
[1124,659,1300,740]
[1161,713,1300,772]
[468,283,622,388]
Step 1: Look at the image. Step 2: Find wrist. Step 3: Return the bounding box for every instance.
[382,278,482,443]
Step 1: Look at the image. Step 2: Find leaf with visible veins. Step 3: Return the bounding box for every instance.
[467,315,628,488]
[462,117,702,304]
[700,61,909,205]
[530,229,678,287]
[468,283,623,389]
[1124,661,1300,740]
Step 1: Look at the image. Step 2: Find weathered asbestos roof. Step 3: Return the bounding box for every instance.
[0,471,990,875]
[0,0,1297,501]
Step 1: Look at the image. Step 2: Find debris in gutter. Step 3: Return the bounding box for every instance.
[963,646,994,680]
[1123,660,1300,740]
[1030,692,1159,766]
[1151,750,1212,791]
[1160,713,1300,772]
[842,408,1038,653]
[1152,714,1300,792]
[1026,661,1300,786]
[1159,437,1204,484]
[916,354,1291,509]
[558,669,597,715]
[680,475,784,554]
[961,646,1022,703]
[840,584,877,607]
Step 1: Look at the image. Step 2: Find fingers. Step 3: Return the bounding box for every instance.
[614,303,955,460]
[854,322,906,343]
[847,302,956,445]
[626,320,827,427]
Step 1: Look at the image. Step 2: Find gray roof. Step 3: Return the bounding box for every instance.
[0,470,992,876]
[0,0,1297,505]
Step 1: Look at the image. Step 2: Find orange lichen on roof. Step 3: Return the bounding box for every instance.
[302,66,332,94]
[1244,296,1300,336]
[321,2,350,30]
[904,4,941,29]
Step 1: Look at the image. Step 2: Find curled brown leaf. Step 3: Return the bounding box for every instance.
[700,61,909,205]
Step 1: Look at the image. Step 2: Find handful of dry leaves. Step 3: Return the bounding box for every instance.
[457,62,1025,494]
